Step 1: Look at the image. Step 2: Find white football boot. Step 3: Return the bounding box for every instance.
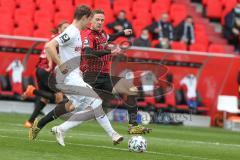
[112,132,124,145]
[51,126,65,147]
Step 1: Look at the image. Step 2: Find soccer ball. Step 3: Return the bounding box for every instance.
[128,136,147,153]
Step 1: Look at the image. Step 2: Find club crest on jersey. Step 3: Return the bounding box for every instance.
[60,33,70,43]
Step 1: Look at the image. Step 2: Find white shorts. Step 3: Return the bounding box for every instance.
[64,69,97,110]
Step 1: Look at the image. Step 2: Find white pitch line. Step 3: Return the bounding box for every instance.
[0,134,219,160]
[0,128,240,149]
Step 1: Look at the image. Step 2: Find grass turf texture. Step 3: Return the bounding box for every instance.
[0,113,239,160]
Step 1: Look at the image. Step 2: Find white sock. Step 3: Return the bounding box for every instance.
[96,115,115,137]
[58,120,83,132]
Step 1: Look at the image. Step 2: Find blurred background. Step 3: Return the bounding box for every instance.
[0,0,240,130]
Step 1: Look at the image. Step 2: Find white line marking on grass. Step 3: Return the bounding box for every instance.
[1,128,240,149]
[0,134,219,160]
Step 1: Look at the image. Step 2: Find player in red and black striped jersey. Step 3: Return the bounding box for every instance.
[23,21,69,128]
[82,10,151,134]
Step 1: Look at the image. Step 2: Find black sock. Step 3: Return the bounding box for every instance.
[33,90,55,102]
[127,95,138,126]
[37,101,68,129]
[28,97,46,123]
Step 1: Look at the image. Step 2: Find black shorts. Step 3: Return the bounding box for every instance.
[83,72,121,92]
[36,67,52,92]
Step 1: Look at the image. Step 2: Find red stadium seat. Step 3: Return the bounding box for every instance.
[208,44,225,53]
[36,0,55,11]
[94,0,111,5]
[134,12,152,21]
[171,41,187,50]
[33,28,51,38]
[206,0,222,19]
[170,4,187,26]
[14,9,33,22]
[34,10,54,24]
[113,0,132,15]
[202,0,208,5]
[132,19,150,37]
[13,24,34,37]
[151,3,170,21]
[0,19,13,34]
[155,0,172,7]
[0,8,13,19]
[151,40,160,47]
[55,1,73,13]
[194,25,206,33]
[16,0,35,13]
[224,45,235,53]
[0,0,16,11]
[35,20,53,32]
[195,34,209,46]
[189,43,208,52]
[35,0,54,5]
[209,36,228,45]
[75,0,93,7]
[54,12,73,26]
[221,0,237,8]
[132,0,151,17]
[104,9,115,25]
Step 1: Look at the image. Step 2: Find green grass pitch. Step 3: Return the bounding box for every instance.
[0,113,239,160]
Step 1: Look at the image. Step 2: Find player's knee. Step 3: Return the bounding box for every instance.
[91,99,102,109]
[65,100,75,112]
[55,92,63,104]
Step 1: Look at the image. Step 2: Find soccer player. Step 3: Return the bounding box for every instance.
[23,21,69,128]
[52,10,151,142]
[29,6,123,145]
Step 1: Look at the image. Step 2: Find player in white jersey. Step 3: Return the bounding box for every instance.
[29,5,123,146]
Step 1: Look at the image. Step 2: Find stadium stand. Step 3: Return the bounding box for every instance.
[0,0,237,53]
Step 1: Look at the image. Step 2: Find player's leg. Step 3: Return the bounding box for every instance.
[22,85,63,103]
[24,97,48,128]
[52,95,123,146]
[24,68,52,127]
[52,107,94,146]
[24,68,64,128]
[29,99,73,140]
[112,78,152,134]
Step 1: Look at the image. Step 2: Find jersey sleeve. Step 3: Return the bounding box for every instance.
[54,28,74,46]
[83,33,94,49]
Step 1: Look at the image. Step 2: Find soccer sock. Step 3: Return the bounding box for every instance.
[96,114,115,137]
[90,99,115,137]
[28,97,46,123]
[127,95,138,126]
[37,101,68,129]
[59,108,97,132]
[33,90,55,102]
[59,121,83,132]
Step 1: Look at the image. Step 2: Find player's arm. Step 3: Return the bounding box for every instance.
[83,36,120,58]
[84,47,111,57]
[45,40,61,66]
[108,29,132,42]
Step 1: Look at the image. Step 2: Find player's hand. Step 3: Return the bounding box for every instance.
[59,64,68,74]
[123,29,133,36]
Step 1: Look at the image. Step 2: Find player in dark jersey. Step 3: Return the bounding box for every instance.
[23,21,69,128]
[82,10,151,134]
